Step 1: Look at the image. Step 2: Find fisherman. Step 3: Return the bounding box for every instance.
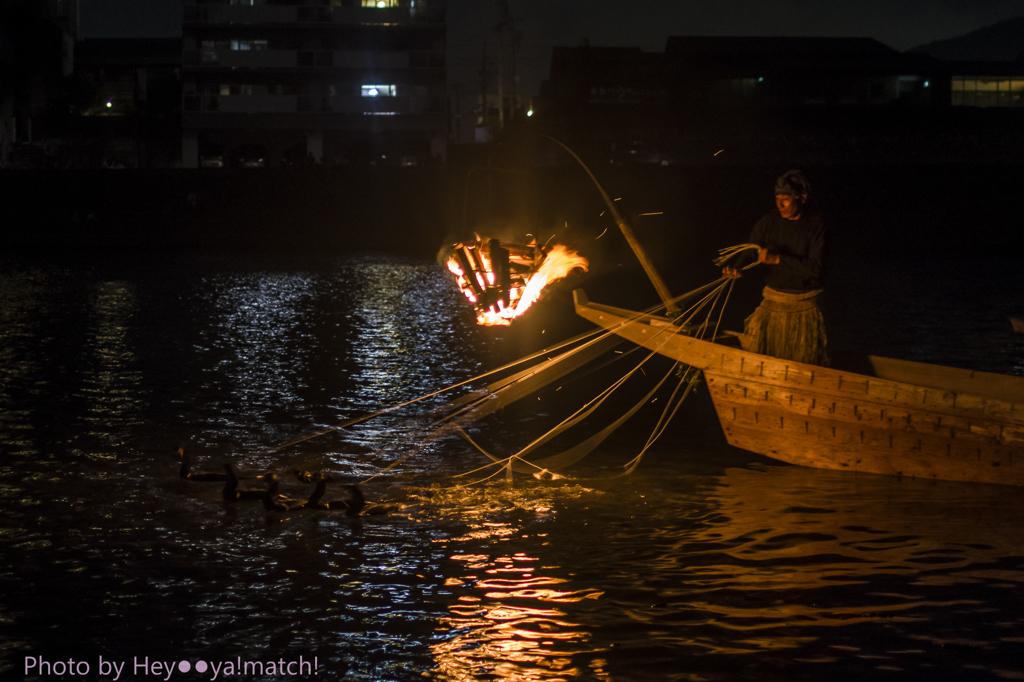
[722,170,828,366]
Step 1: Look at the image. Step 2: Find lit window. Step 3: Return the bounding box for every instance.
[976,77,1000,108]
[362,0,398,6]
[951,76,1024,107]
[1013,80,1024,107]
[361,84,396,97]
[230,40,268,51]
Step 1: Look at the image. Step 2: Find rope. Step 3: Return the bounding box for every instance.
[451,277,736,481]
[713,243,761,270]
[242,319,617,459]
[232,266,748,490]
[357,331,624,482]
[621,380,696,476]
[241,279,724,461]
[453,433,557,486]
[618,276,733,473]
[455,358,678,485]
[359,288,703,482]
[453,342,673,476]
[412,246,756,481]
[621,279,734,474]
[520,275,734,477]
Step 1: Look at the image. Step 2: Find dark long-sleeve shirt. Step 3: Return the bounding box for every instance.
[735,211,825,292]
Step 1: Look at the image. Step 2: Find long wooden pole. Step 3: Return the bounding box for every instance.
[536,135,678,315]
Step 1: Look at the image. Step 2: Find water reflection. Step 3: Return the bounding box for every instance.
[416,458,1024,679]
[335,260,488,464]
[198,272,316,430]
[0,270,47,455]
[345,262,480,407]
[590,461,1024,677]
[80,280,143,455]
[427,485,607,681]
[704,465,1024,586]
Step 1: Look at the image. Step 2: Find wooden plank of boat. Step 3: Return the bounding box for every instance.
[870,355,1024,405]
[574,288,1024,487]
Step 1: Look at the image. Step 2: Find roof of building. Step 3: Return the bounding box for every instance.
[547,46,667,86]
[661,36,940,76]
[664,36,899,58]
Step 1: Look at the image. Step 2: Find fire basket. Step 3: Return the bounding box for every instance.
[446,238,587,326]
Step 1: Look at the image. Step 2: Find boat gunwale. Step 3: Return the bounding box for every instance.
[573,289,1024,429]
[869,354,1024,405]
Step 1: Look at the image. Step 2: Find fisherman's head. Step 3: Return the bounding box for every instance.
[774,170,809,220]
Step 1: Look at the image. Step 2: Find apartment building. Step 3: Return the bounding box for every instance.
[181,0,446,168]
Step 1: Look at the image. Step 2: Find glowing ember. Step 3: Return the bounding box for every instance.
[446,238,588,326]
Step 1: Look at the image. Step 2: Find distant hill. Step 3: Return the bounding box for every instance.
[910,16,1024,61]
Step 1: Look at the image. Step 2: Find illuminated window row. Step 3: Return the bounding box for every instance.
[952,77,1024,107]
[198,83,399,97]
[205,84,302,95]
[192,44,442,69]
[183,96,412,114]
[217,0,404,6]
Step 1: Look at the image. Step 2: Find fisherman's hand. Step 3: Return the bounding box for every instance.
[757,248,780,265]
[722,266,742,279]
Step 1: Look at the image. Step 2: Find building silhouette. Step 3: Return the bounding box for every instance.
[180,0,447,168]
[534,35,1024,164]
[0,0,77,165]
[73,38,182,168]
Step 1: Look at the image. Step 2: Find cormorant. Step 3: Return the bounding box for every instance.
[261,474,310,512]
[307,473,365,517]
[177,447,228,482]
[223,464,270,502]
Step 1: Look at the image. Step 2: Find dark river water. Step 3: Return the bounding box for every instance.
[3,250,1024,682]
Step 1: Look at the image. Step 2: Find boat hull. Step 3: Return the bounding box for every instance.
[574,290,1024,487]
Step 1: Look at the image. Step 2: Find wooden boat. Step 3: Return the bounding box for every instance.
[574,289,1024,487]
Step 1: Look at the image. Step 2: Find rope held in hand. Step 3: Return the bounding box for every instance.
[713,243,761,270]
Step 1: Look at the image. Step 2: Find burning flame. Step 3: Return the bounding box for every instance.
[447,239,588,326]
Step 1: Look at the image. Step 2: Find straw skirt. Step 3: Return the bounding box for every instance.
[740,287,829,366]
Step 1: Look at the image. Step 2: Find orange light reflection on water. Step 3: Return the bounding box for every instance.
[431,542,607,680]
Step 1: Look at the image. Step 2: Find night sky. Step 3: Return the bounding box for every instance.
[79,0,1024,99]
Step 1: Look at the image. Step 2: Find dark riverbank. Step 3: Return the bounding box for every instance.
[2,162,1022,269]
[0,166,461,256]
